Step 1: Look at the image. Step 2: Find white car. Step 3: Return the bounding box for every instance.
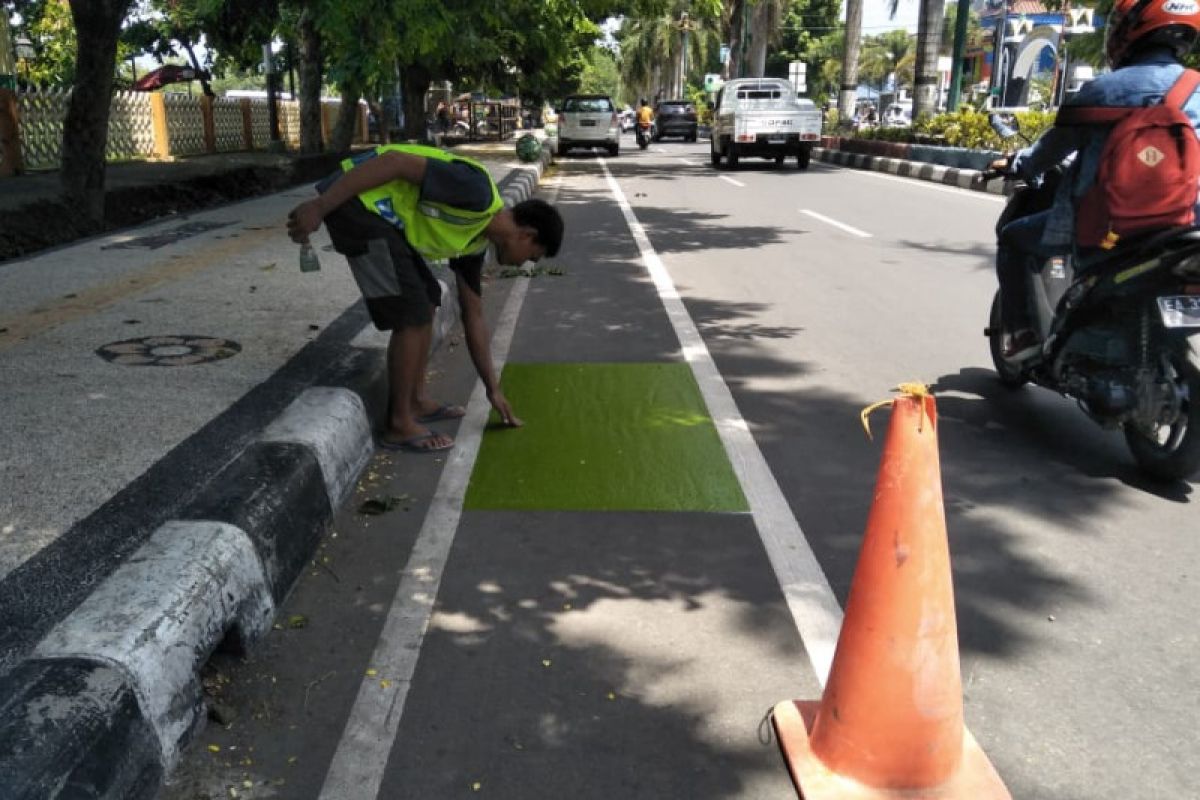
[557,94,620,157]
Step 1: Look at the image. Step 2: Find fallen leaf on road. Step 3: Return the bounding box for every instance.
[287,615,307,629]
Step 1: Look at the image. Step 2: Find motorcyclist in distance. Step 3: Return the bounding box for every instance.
[636,98,655,146]
[991,0,1200,361]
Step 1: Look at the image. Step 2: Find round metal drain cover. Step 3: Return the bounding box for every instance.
[96,335,241,366]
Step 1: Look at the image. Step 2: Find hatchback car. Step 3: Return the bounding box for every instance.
[557,94,620,156]
[653,100,698,142]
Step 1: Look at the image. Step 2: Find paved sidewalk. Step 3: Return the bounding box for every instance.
[0,135,554,798]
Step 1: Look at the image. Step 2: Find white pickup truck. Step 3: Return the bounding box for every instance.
[709,78,823,170]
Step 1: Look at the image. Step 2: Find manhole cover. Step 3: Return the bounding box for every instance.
[96,335,241,366]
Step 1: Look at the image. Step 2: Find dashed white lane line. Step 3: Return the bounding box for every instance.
[677,158,699,166]
[800,209,873,238]
[719,175,745,187]
[601,160,843,687]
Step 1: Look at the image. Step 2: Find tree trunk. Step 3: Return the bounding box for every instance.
[913,0,946,120]
[297,8,324,154]
[747,0,771,78]
[331,81,361,153]
[63,0,131,228]
[401,64,430,142]
[839,0,863,124]
[727,0,743,79]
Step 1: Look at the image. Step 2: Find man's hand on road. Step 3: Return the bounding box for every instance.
[287,199,325,244]
[487,388,523,427]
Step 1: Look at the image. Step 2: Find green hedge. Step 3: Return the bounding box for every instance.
[854,108,1056,149]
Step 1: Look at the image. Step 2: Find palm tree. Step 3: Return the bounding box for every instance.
[860,30,913,100]
[908,0,948,119]
[619,14,676,101]
[726,0,785,79]
[839,0,863,123]
[619,4,719,100]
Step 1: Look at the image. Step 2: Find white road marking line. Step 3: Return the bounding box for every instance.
[800,209,873,238]
[677,158,698,166]
[821,162,1006,202]
[601,160,843,686]
[719,175,745,187]
[317,178,557,800]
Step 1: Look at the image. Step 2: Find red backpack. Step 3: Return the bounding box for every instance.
[1055,69,1200,250]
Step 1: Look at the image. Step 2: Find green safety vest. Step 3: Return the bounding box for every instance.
[340,144,504,260]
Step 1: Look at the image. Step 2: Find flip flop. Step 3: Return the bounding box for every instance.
[380,432,455,453]
[416,403,466,424]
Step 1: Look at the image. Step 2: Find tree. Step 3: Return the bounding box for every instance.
[839,0,862,122]
[62,0,133,227]
[578,45,620,98]
[859,29,912,96]
[911,0,946,119]
[9,0,78,86]
[766,0,840,96]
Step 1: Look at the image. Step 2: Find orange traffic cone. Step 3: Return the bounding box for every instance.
[771,388,1010,799]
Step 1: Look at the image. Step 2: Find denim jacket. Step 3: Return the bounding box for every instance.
[1010,47,1200,247]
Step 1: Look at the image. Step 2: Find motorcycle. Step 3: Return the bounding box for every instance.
[636,120,654,150]
[981,114,1200,481]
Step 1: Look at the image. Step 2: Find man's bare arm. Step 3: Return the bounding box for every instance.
[287,152,427,242]
[456,270,522,427]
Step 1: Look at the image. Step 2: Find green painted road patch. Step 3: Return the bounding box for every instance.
[466,363,748,512]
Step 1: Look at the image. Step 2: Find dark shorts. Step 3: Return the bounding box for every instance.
[322,198,442,330]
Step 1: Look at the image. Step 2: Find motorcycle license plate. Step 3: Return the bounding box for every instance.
[1157,295,1200,327]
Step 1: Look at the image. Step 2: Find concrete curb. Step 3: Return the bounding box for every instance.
[0,147,554,799]
[813,147,1007,196]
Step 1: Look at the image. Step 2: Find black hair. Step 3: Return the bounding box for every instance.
[512,198,564,257]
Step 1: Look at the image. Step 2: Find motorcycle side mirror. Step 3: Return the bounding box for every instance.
[989,113,1020,140]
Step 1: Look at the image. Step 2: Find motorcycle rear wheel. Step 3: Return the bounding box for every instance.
[988,292,1027,388]
[1123,350,1200,481]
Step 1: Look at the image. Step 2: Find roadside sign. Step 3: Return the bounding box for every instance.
[789,61,807,93]
[720,44,730,65]
[704,73,724,93]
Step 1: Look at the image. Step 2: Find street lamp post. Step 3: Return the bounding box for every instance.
[678,11,694,99]
[14,36,34,85]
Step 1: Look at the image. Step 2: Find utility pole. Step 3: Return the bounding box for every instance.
[989,0,1011,107]
[679,12,691,98]
[947,0,971,111]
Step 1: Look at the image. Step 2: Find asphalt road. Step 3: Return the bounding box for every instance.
[164,139,1197,800]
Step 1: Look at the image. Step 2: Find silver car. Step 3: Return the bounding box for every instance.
[557,94,620,157]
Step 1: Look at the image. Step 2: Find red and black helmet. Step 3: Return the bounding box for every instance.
[1106,0,1200,66]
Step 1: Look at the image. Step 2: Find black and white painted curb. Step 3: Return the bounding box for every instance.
[814,147,1007,196]
[0,148,553,800]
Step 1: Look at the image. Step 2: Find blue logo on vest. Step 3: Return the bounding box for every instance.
[374,197,402,227]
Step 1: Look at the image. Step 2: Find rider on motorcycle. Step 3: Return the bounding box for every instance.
[992,0,1200,361]
[636,98,655,145]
